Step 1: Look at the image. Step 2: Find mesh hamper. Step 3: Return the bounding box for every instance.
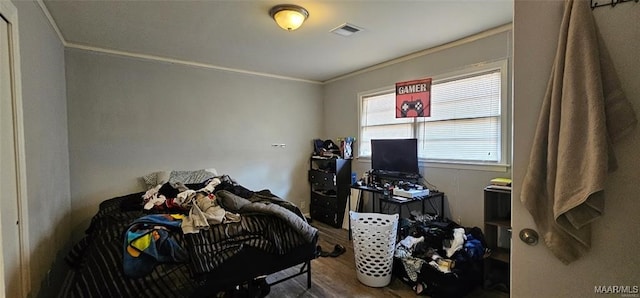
[349,211,399,287]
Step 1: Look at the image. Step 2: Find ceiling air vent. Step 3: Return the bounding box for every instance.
[330,23,362,37]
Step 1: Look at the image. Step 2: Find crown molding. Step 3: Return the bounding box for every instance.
[36,1,510,85]
[36,1,321,84]
[36,0,67,46]
[65,42,322,84]
[324,23,513,84]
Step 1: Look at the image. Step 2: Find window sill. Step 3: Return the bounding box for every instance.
[356,157,510,173]
[421,160,510,172]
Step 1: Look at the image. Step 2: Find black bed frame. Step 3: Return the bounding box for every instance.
[190,242,316,297]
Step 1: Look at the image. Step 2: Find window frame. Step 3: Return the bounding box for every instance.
[357,59,510,172]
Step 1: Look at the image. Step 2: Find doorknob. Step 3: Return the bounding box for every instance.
[519,228,539,245]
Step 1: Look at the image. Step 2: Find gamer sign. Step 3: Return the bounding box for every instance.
[395,78,432,118]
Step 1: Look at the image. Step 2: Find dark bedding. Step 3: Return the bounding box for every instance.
[63,180,318,297]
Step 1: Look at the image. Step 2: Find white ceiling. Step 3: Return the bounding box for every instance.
[42,0,513,83]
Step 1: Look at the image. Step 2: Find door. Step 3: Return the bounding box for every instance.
[513,1,640,297]
[0,13,9,296]
[0,2,29,297]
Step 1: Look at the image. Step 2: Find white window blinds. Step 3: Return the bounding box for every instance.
[359,67,504,164]
[418,70,502,162]
[359,92,412,156]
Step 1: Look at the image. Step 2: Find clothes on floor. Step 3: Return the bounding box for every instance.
[393,221,486,297]
[444,228,466,258]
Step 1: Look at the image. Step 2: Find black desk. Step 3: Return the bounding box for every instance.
[347,185,445,239]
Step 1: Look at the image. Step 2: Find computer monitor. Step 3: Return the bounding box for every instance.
[371,138,419,175]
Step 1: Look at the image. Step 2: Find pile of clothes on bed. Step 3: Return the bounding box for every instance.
[392,212,487,297]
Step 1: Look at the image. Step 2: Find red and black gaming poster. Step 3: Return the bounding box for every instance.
[395,78,432,118]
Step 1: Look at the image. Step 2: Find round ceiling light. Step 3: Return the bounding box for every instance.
[269,4,309,31]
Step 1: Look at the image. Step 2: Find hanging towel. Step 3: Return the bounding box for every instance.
[521,0,637,264]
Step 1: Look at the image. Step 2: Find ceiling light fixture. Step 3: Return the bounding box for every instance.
[269,4,309,31]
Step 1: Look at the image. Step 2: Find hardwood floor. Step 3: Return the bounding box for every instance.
[266,221,510,298]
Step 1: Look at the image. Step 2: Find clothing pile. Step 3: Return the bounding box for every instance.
[312,139,342,158]
[141,176,242,234]
[393,217,486,297]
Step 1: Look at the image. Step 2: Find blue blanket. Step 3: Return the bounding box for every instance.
[123,214,188,278]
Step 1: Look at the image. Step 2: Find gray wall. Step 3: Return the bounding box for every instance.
[13,0,71,296]
[323,28,512,229]
[512,1,640,296]
[65,49,323,237]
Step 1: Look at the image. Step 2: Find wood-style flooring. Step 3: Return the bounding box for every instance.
[266,220,510,298]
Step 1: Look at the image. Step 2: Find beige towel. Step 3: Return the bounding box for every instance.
[521,0,637,264]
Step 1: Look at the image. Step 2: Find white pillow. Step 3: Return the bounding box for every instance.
[142,168,218,189]
[168,169,217,185]
[141,171,171,189]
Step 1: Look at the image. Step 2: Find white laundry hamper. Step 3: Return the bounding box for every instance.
[349,211,399,287]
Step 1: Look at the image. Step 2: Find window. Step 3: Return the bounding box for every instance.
[358,60,508,167]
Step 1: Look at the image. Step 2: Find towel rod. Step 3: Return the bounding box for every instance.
[591,0,639,9]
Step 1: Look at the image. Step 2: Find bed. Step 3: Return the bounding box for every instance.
[61,172,318,297]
